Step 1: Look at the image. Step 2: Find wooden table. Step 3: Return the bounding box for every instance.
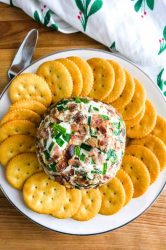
[0,3,165,250]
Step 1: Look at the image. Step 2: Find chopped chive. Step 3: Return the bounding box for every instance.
[56,137,65,147]
[62,133,71,142]
[106,149,115,160]
[88,116,91,126]
[88,105,92,112]
[74,145,80,156]
[112,122,121,129]
[93,107,99,111]
[44,150,50,161]
[74,97,89,103]
[100,114,109,120]
[73,165,79,168]
[52,123,66,134]
[91,158,96,164]
[113,130,120,136]
[49,163,56,171]
[57,105,64,111]
[91,135,97,138]
[48,142,54,152]
[91,169,102,174]
[81,143,92,151]
[55,132,61,140]
[103,163,108,174]
[57,99,69,106]
[80,153,86,161]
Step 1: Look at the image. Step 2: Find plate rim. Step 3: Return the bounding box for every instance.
[0,48,166,236]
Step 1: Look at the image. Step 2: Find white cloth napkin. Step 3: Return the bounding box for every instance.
[1,0,166,97]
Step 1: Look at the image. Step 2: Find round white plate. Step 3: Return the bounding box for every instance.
[0,49,166,235]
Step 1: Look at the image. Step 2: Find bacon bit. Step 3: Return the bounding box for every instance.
[91,114,103,128]
[71,123,79,131]
[68,103,77,111]
[53,145,61,157]
[99,125,107,134]
[68,158,80,166]
[73,112,85,123]
[65,144,75,160]
[56,160,68,172]
[87,137,98,147]
[98,137,108,147]
[70,134,85,144]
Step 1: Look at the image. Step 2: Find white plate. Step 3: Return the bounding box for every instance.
[0,49,166,235]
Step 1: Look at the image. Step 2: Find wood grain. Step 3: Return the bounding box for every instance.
[0,3,166,250]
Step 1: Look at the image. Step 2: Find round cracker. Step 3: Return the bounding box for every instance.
[87,58,115,100]
[126,145,160,184]
[0,135,35,166]
[116,169,134,205]
[126,100,157,138]
[118,79,146,120]
[130,135,166,171]
[72,189,102,221]
[0,119,36,143]
[0,109,41,126]
[9,73,52,107]
[6,153,42,190]
[124,105,145,127]
[56,58,83,96]
[99,177,126,215]
[23,172,66,214]
[121,155,150,198]
[9,99,46,115]
[52,188,82,219]
[37,61,73,103]
[68,56,94,96]
[111,70,135,109]
[151,116,166,145]
[104,60,126,103]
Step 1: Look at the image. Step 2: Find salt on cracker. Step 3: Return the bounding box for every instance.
[72,189,102,221]
[111,70,135,109]
[99,177,125,215]
[23,172,66,214]
[125,145,160,184]
[104,60,126,103]
[9,99,46,115]
[0,119,36,143]
[116,169,134,205]
[0,109,41,126]
[52,188,82,219]
[56,58,83,97]
[6,153,42,190]
[130,135,166,171]
[87,58,115,100]
[37,60,73,103]
[151,116,166,145]
[121,155,150,198]
[124,105,145,127]
[9,73,52,107]
[126,100,157,138]
[68,56,94,97]
[118,79,146,120]
[0,135,35,166]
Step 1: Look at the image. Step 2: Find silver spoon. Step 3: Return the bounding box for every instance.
[8,29,38,79]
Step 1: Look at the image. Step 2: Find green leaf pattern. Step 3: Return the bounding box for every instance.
[158,26,166,55]
[33,5,59,31]
[131,0,154,17]
[157,68,166,96]
[75,0,103,31]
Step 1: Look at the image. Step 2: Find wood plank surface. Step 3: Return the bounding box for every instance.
[0,3,165,250]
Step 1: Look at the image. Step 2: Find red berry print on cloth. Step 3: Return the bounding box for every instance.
[33,4,58,30]
[75,0,103,31]
[131,0,154,18]
[158,26,166,55]
[157,68,166,97]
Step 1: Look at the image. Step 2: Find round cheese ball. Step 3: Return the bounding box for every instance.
[36,97,126,189]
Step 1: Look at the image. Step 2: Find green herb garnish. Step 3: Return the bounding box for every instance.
[44,150,50,161]
[112,122,121,129]
[93,107,99,111]
[48,142,54,152]
[88,105,92,112]
[74,145,80,157]
[52,123,66,134]
[81,143,92,151]
[91,169,102,174]
[103,163,108,174]
[88,116,91,126]
[49,163,56,171]
[62,133,71,142]
[100,114,109,120]
[56,137,65,147]
[106,149,115,160]
[74,97,89,103]
[91,158,96,164]
[80,153,86,161]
